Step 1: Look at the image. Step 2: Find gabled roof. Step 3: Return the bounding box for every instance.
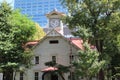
[24,29,96,50]
[43,27,72,36]
[29,29,83,50]
[46,29,62,37]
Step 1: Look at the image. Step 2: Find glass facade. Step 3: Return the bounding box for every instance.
[14,0,67,27]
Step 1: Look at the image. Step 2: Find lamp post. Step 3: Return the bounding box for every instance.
[69,65,75,80]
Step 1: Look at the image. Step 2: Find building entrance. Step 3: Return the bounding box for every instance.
[42,72,58,80]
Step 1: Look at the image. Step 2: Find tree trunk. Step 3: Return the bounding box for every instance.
[3,69,13,80]
[95,40,104,80]
[98,69,104,80]
[95,40,103,53]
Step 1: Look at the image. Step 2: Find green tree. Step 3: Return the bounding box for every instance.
[71,27,105,80]
[29,23,46,40]
[0,2,36,80]
[60,0,120,79]
[73,42,105,80]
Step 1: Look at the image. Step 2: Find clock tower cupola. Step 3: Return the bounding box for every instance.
[46,9,66,35]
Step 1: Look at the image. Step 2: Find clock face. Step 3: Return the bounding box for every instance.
[50,19,60,28]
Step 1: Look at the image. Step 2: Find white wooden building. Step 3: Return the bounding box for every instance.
[15,10,83,80]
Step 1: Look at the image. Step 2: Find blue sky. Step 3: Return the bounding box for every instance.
[0,0,14,7]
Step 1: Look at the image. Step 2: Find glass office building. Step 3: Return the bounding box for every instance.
[14,0,67,27]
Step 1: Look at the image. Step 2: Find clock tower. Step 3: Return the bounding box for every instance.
[46,9,66,35]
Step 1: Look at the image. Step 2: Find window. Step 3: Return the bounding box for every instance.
[69,55,74,64]
[52,56,56,63]
[49,40,59,44]
[34,72,39,80]
[20,72,24,80]
[35,56,39,64]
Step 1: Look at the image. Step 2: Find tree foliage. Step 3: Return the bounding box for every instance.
[74,42,105,80]
[29,23,46,40]
[11,9,36,43]
[60,0,120,79]
[61,0,120,38]
[0,2,36,80]
[72,27,105,80]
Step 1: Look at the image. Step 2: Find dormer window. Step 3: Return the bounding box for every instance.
[49,40,59,44]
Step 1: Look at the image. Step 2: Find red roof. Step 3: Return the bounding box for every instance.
[25,41,38,46]
[24,38,95,50]
[23,40,39,49]
[41,67,58,72]
[69,38,84,50]
[68,38,96,50]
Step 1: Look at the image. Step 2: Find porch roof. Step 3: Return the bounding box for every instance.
[41,67,58,72]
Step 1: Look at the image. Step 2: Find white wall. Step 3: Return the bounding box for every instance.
[16,36,79,80]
